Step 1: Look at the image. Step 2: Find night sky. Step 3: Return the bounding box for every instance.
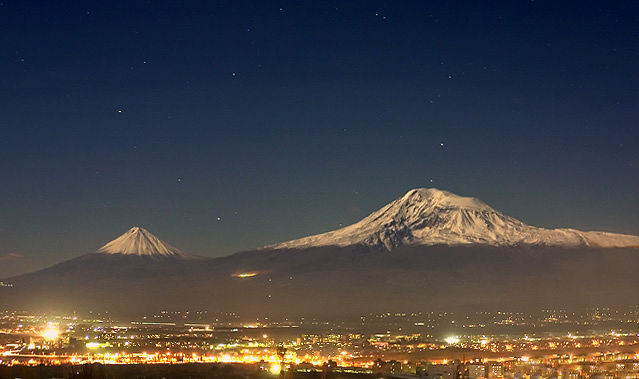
[1,1,638,274]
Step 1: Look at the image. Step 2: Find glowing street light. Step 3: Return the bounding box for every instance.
[445,336,460,345]
[269,363,281,375]
[42,326,60,341]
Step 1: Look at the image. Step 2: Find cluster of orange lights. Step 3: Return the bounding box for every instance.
[0,350,368,369]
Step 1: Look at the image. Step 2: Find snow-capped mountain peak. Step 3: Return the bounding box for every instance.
[399,188,492,211]
[270,188,639,251]
[97,227,186,257]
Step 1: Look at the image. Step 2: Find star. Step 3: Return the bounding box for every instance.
[116,109,123,113]
[216,217,222,222]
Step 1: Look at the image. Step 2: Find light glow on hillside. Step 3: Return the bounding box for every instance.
[233,272,258,278]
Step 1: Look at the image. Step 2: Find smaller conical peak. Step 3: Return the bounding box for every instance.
[97,226,186,257]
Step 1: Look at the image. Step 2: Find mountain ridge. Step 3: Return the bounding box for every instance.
[269,188,639,251]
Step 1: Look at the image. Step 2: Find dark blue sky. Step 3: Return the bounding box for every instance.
[1,1,638,270]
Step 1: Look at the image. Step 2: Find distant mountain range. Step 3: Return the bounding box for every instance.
[2,188,639,317]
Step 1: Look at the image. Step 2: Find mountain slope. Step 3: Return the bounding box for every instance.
[5,243,639,316]
[3,192,639,317]
[2,206,639,316]
[270,188,639,251]
[97,226,188,258]
[1,227,199,314]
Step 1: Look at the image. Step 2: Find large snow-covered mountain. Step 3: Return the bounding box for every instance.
[271,188,639,251]
[97,226,188,258]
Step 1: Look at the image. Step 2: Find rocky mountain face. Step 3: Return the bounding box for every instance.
[270,188,639,251]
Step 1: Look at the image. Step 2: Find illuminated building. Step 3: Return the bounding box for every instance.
[467,362,486,379]
[422,363,460,379]
[486,362,504,378]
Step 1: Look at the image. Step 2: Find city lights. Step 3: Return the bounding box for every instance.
[41,326,60,341]
[444,336,460,345]
[269,363,282,375]
[4,308,639,377]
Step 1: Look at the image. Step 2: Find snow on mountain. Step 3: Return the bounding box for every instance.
[270,188,639,251]
[97,227,187,257]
